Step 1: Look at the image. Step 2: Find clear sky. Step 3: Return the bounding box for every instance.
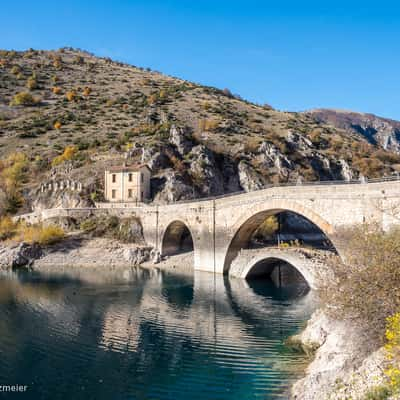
[1,0,400,119]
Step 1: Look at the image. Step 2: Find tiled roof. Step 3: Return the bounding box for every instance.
[106,164,151,173]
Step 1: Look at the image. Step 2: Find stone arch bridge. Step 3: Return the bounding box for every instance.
[19,179,400,277]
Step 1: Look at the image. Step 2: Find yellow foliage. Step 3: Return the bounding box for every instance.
[16,223,65,245]
[83,86,91,97]
[254,216,279,238]
[53,121,62,130]
[0,216,17,240]
[52,86,62,95]
[51,146,77,167]
[52,56,62,70]
[66,91,77,102]
[385,313,400,394]
[0,152,28,191]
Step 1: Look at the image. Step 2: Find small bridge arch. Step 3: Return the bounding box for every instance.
[228,248,332,290]
[220,199,338,274]
[160,219,195,257]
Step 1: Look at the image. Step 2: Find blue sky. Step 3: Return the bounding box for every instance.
[1,0,400,119]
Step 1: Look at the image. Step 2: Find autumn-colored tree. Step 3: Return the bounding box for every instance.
[51,146,78,167]
[66,91,77,102]
[253,216,279,241]
[52,86,62,95]
[0,153,28,215]
[52,55,62,69]
[53,121,62,130]
[82,86,91,97]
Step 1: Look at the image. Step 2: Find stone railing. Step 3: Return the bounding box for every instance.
[40,179,83,193]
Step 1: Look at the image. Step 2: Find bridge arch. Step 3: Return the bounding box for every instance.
[160,219,195,257]
[221,199,337,274]
[228,248,326,290]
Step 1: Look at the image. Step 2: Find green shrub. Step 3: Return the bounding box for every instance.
[363,385,392,400]
[26,77,38,90]
[10,92,37,106]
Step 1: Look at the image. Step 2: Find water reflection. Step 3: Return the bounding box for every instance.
[0,267,314,400]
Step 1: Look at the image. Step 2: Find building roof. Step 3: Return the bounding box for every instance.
[105,164,151,173]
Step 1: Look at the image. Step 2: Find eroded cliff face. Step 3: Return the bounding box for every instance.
[141,125,363,203]
[291,310,394,400]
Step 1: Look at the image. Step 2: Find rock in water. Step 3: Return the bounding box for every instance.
[123,247,152,265]
[0,242,42,270]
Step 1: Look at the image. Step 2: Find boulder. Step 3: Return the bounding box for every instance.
[123,247,152,265]
[0,242,42,270]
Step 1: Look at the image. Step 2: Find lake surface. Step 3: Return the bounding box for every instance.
[0,267,314,399]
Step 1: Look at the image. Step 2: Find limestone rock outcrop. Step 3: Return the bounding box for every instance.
[291,310,390,400]
[0,242,42,270]
[169,125,193,155]
[153,170,195,204]
[123,247,152,265]
[238,161,265,192]
[189,145,224,196]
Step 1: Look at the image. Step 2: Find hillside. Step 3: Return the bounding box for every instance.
[1,48,400,213]
[307,109,400,153]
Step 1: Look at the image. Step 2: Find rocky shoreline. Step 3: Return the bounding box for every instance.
[0,236,194,274]
[290,309,399,400]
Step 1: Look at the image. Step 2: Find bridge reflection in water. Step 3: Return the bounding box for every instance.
[0,267,315,400]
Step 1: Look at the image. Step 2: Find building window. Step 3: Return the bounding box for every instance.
[112,174,116,183]
[141,191,144,199]
[128,173,133,182]
[128,189,133,198]
[112,189,116,199]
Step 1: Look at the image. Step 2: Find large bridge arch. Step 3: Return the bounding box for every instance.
[219,199,338,274]
[160,219,195,257]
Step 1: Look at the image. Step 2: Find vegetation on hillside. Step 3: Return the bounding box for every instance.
[0,216,65,245]
[1,48,400,214]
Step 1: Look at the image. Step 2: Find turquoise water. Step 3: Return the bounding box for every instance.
[0,268,314,399]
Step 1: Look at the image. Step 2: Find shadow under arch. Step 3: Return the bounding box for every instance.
[161,220,194,256]
[244,256,310,291]
[222,203,338,274]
